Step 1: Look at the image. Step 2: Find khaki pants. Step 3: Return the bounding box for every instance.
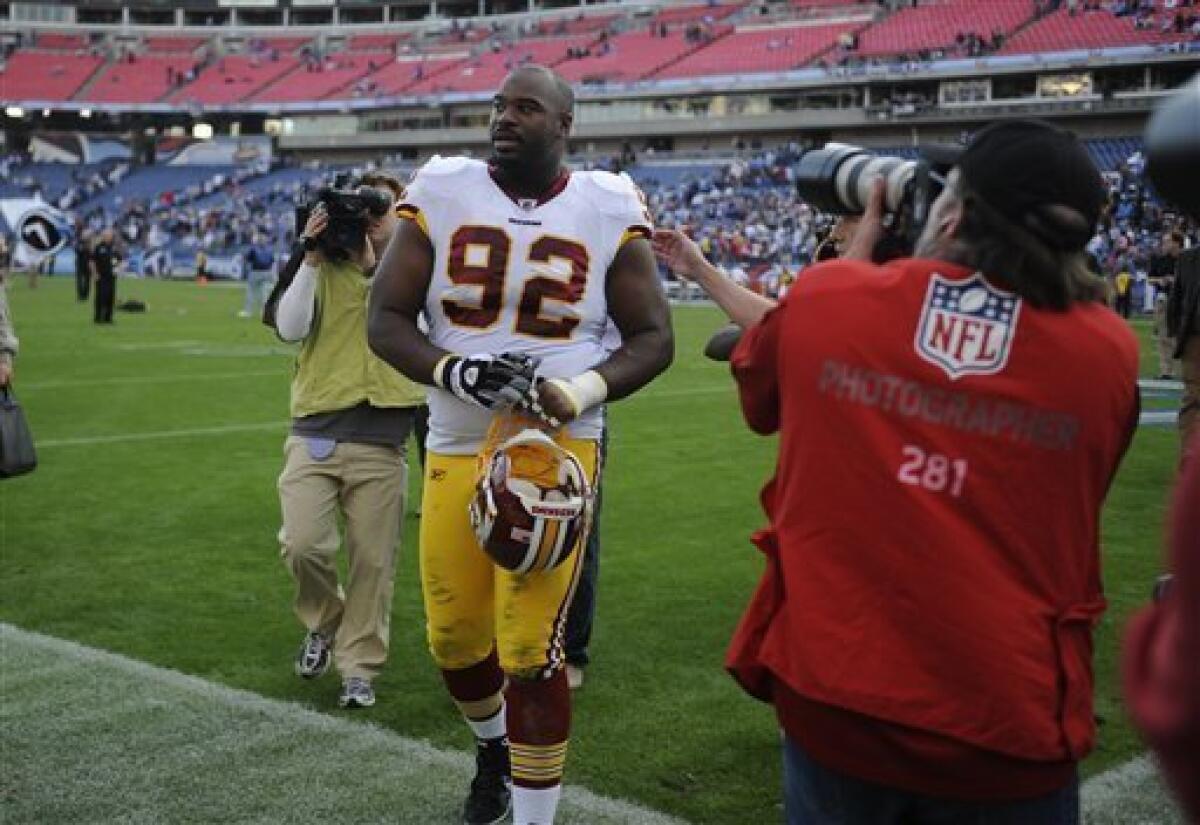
[278,436,407,680]
[1182,336,1200,462]
[1154,296,1178,379]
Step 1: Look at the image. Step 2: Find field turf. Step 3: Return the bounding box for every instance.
[0,278,1181,823]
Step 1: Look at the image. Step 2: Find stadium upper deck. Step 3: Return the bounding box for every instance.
[1,0,1195,108]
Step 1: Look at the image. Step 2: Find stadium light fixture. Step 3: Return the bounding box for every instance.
[192,123,214,140]
[80,109,92,119]
[5,106,24,118]
[42,109,51,117]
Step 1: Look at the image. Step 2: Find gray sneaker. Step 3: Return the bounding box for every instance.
[338,677,375,709]
[294,631,331,679]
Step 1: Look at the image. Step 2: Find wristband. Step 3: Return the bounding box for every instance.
[551,370,608,418]
[432,354,457,390]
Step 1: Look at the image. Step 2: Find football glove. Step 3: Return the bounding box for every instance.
[435,352,540,411]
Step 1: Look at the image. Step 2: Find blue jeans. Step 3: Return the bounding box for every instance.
[564,425,607,667]
[783,736,1079,825]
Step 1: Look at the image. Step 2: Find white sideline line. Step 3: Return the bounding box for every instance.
[1081,754,1184,824]
[0,623,688,825]
[22,370,283,390]
[37,421,287,448]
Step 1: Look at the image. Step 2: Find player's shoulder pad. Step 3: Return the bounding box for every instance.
[575,170,646,218]
[408,155,485,195]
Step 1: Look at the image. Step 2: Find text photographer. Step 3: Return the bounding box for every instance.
[658,120,1140,824]
[268,176,426,710]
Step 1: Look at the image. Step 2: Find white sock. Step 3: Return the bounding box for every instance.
[465,705,506,741]
[513,784,561,825]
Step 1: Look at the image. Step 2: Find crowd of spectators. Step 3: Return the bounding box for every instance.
[5,138,1193,310]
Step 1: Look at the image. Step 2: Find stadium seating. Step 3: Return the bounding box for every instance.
[258,36,314,53]
[82,54,199,104]
[347,33,410,51]
[252,55,382,102]
[144,36,208,54]
[0,162,103,201]
[653,2,746,25]
[790,0,876,10]
[36,33,90,51]
[0,51,106,101]
[167,55,301,105]
[655,22,850,78]
[851,0,1034,57]
[409,35,600,94]
[555,29,732,84]
[1000,7,1193,55]
[356,56,468,96]
[539,13,619,34]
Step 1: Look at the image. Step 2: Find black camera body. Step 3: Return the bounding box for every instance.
[296,184,392,262]
[795,143,938,261]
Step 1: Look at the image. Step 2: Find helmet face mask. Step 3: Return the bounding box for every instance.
[470,429,592,574]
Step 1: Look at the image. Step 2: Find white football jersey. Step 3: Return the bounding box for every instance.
[399,157,652,454]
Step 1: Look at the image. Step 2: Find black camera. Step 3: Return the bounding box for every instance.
[296,183,392,262]
[795,143,939,260]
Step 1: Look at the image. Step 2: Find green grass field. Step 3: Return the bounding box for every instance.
[0,278,1182,823]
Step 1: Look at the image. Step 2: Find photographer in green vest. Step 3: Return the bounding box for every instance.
[271,173,425,710]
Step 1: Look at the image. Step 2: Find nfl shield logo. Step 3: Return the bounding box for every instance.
[914,273,1021,380]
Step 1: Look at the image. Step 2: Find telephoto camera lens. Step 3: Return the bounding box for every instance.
[795,143,918,215]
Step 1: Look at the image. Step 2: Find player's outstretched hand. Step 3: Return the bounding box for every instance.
[440,352,540,410]
[652,228,708,282]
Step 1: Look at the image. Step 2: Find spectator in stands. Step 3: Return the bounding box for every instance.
[656,120,1138,825]
[270,180,424,711]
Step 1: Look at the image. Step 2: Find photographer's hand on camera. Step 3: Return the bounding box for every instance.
[840,178,887,263]
[301,203,329,265]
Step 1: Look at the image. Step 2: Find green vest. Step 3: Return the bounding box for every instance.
[290,260,425,418]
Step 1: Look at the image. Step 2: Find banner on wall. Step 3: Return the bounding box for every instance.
[156,136,272,166]
[28,133,134,164]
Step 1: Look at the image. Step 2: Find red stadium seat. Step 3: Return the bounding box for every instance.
[655,22,850,78]
[409,35,602,94]
[354,56,469,97]
[36,33,90,51]
[0,50,105,101]
[83,54,200,104]
[1000,6,1193,54]
[144,36,209,54]
[167,54,302,105]
[555,28,733,84]
[852,0,1033,57]
[653,3,746,25]
[253,53,385,102]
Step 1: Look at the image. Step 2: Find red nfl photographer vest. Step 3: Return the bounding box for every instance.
[727,258,1138,762]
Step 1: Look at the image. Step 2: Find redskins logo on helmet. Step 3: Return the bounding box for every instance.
[470,428,592,574]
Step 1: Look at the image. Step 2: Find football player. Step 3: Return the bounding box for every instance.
[368,65,673,825]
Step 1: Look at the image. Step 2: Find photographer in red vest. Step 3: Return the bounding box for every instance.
[655,120,1139,823]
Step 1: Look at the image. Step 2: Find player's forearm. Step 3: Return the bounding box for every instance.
[594,325,674,403]
[692,262,776,329]
[367,311,447,386]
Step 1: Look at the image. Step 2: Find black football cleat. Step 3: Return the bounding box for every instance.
[463,737,511,825]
